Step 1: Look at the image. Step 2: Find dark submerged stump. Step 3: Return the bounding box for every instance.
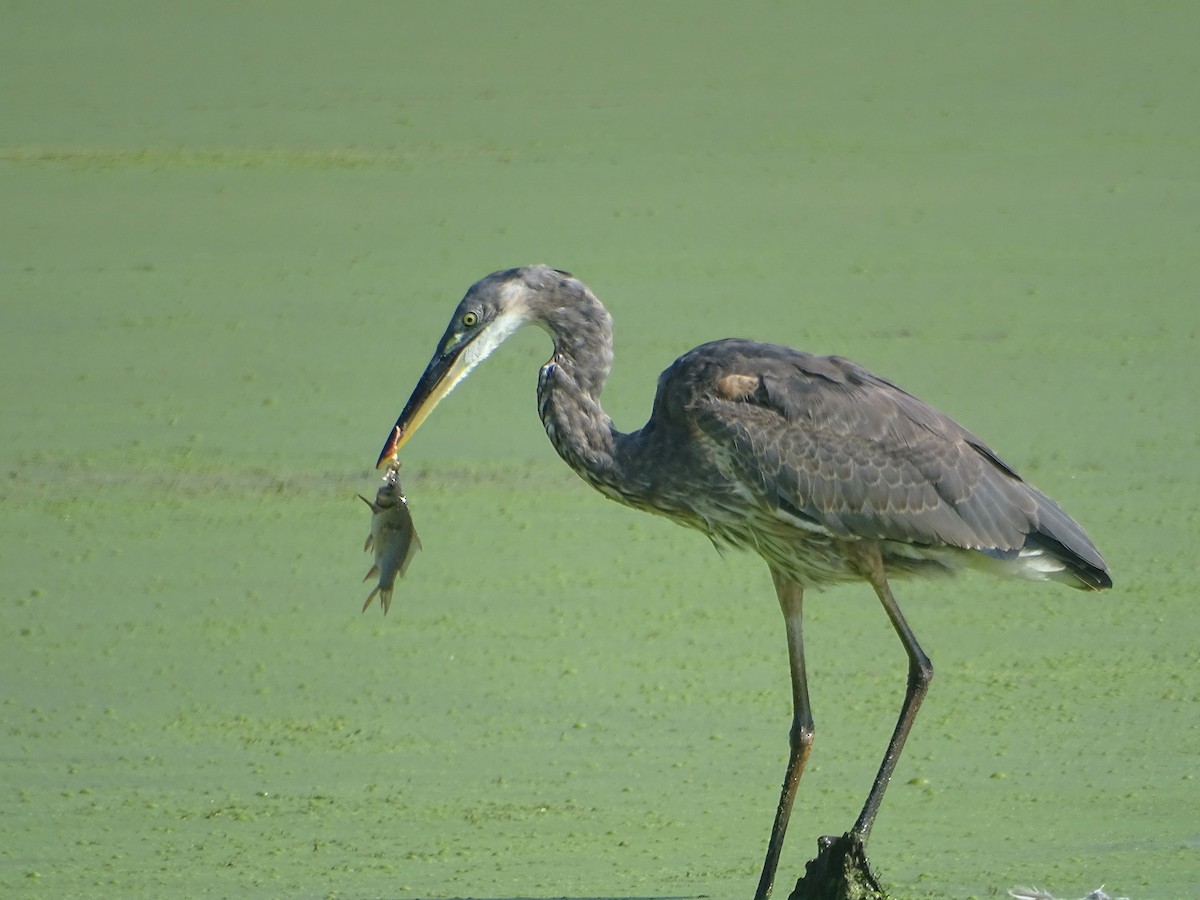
[788,832,888,900]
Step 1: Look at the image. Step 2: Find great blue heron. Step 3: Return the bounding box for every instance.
[375,265,1112,899]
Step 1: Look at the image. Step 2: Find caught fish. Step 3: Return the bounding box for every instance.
[358,462,421,613]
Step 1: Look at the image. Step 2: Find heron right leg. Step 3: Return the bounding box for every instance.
[851,545,933,842]
[755,568,814,900]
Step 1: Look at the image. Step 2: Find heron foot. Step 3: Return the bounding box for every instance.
[787,832,887,900]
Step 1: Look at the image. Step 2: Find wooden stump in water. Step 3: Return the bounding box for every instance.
[788,832,888,900]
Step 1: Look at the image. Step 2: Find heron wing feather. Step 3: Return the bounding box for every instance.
[676,340,1041,553]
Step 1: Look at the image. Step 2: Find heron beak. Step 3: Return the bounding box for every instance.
[375,301,529,469]
[375,346,472,468]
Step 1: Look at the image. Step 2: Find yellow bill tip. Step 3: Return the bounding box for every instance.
[375,425,403,469]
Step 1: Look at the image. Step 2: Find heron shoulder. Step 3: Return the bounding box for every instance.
[658,339,932,433]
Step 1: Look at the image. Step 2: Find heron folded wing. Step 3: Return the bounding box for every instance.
[686,342,1041,553]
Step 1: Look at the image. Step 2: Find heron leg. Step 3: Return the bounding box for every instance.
[850,544,934,842]
[755,567,815,900]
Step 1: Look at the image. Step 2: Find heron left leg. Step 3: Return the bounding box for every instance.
[850,544,933,841]
[755,567,814,900]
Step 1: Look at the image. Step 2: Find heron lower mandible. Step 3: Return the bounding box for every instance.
[375,265,1111,899]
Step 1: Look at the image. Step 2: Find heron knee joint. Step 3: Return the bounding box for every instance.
[909,656,933,692]
[790,720,815,751]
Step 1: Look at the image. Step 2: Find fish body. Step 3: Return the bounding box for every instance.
[359,463,420,613]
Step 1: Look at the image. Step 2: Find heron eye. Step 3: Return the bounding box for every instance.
[461,311,479,328]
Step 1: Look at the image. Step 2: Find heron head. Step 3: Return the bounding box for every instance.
[375,266,574,467]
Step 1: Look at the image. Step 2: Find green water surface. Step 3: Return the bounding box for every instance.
[3,4,1198,899]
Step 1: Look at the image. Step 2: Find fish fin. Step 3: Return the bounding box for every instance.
[380,589,393,614]
[357,494,378,512]
[362,585,380,613]
[396,541,420,577]
[363,534,374,552]
[398,527,422,576]
[362,564,379,582]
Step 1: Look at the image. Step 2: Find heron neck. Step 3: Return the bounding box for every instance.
[534,300,625,489]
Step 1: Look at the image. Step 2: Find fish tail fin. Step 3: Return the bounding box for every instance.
[362,586,380,613]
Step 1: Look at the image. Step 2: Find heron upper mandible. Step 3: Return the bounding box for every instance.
[375,265,1112,899]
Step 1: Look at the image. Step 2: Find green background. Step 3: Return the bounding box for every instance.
[3,3,1197,898]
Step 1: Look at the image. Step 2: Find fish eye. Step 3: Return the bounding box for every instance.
[461,311,479,328]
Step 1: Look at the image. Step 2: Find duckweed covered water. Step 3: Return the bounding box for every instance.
[3,4,1198,898]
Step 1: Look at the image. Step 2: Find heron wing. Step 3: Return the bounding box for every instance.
[675,340,1046,553]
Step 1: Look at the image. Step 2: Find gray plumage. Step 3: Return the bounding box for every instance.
[376,265,1111,899]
